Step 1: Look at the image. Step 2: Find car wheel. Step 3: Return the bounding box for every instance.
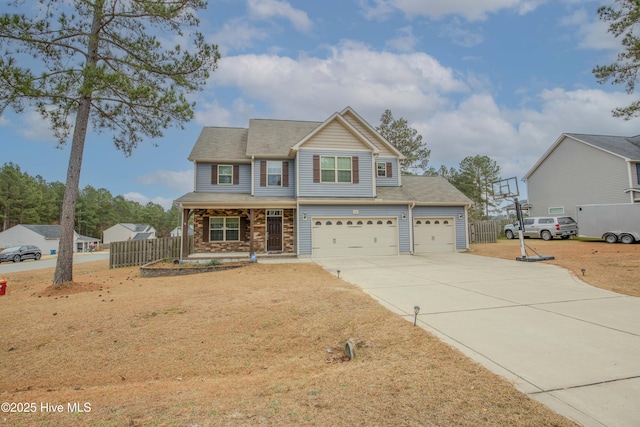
[35,252,41,260]
[603,233,618,244]
[13,254,21,263]
[541,230,552,241]
[620,234,635,244]
[505,230,514,239]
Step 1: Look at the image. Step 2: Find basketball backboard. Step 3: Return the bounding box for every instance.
[492,177,519,200]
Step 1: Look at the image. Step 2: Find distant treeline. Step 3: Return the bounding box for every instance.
[0,162,181,239]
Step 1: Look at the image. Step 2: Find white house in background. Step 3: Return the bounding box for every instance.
[0,224,100,254]
[102,223,156,246]
[170,225,194,237]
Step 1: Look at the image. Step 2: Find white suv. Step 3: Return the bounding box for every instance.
[504,216,578,240]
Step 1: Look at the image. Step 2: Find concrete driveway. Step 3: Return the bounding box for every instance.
[314,253,640,427]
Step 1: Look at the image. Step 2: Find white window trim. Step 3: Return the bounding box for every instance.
[377,161,387,177]
[267,161,282,187]
[210,217,240,242]
[320,155,352,183]
[218,165,233,185]
[548,207,565,215]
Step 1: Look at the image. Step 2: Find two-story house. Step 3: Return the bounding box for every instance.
[174,107,472,259]
[523,133,640,217]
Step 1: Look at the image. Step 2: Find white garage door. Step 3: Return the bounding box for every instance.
[414,218,455,253]
[312,218,398,258]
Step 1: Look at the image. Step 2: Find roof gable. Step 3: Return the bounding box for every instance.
[291,112,380,154]
[340,107,405,159]
[524,133,640,180]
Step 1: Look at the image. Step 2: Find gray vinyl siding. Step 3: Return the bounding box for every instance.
[298,149,374,197]
[375,157,400,187]
[527,138,631,217]
[412,206,468,250]
[195,162,251,193]
[253,159,295,197]
[298,204,411,255]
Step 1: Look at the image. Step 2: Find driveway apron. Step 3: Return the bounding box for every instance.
[314,253,640,427]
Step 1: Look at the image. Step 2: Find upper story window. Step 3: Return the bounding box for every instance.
[636,163,640,185]
[218,165,233,185]
[268,161,282,186]
[377,162,387,177]
[321,156,352,183]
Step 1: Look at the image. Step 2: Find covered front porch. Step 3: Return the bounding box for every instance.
[180,207,296,259]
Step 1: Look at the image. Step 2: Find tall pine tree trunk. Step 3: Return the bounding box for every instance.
[53,2,103,284]
[53,96,91,283]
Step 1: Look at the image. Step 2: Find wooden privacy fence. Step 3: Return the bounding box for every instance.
[468,219,514,243]
[468,221,498,243]
[109,237,182,268]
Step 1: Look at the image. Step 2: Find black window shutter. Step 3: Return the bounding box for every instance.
[313,155,320,183]
[282,161,289,187]
[352,157,359,184]
[202,217,210,242]
[260,161,267,187]
[233,165,239,185]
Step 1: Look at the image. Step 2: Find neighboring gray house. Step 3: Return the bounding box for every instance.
[0,224,100,254]
[174,106,472,258]
[523,133,640,217]
[102,223,156,247]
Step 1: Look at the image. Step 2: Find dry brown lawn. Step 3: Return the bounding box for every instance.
[470,238,640,297]
[0,257,579,427]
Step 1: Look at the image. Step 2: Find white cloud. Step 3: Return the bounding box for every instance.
[360,0,547,22]
[211,41,468,120]
[211,18,270,54]
[17,110,58,142]
[247,0,312,32]
[358,0,396,20]
[438,19,484,47]
[124,192,175,210]
[561,8,617,51]
[385,26,419,52]
[136,169,194,192]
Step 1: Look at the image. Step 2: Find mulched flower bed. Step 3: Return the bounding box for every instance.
[140,259,251,277]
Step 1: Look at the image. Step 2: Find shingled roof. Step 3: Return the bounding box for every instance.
[377,175,472,205]
[565,133,640,160]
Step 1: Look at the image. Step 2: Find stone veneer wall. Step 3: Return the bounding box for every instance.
[193,208,295,254]
[282,209,295,253]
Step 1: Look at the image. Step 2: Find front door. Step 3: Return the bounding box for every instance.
[267,216,282,252]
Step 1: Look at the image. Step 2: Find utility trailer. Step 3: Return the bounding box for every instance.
[575,203,640,244]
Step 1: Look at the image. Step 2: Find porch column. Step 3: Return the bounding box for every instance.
[181,208,193,260]
[249,209,255,256]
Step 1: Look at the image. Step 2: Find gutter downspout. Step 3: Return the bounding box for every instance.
[409,201,415,254]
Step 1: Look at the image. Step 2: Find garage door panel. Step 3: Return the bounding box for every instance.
[414,218,455,253]
[312,218,398,258]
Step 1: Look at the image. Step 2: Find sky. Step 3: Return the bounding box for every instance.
[2,0,639,209]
